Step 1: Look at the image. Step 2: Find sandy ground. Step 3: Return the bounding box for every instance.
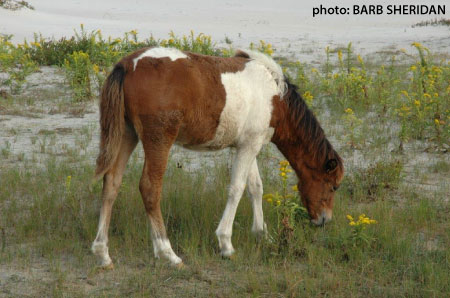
[1,0,449,61]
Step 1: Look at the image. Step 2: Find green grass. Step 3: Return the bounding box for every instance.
[0,151,449,297]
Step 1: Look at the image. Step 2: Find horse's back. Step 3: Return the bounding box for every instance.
[120,47,279,149]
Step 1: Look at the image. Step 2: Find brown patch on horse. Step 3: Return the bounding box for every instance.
[122,51,248,147]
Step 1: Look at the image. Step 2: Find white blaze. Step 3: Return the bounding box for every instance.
[133,47,188,70]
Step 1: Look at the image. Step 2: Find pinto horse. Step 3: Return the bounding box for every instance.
[91,47,344,267]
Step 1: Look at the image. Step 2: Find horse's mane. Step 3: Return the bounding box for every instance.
[283,77,341,169]
[235,50,286,97]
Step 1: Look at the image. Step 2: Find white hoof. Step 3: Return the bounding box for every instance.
[92,241,112,267]
[216,233,235,257]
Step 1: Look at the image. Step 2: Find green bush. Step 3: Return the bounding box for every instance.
[0,34,38,93]
[63,51,93,102]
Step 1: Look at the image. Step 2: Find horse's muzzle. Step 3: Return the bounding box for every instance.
[310,209,332,226]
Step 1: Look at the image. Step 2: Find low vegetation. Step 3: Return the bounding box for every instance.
[0,27,449,296]
[412,18,450,28]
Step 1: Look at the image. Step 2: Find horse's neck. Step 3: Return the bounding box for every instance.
[271,102,308,176]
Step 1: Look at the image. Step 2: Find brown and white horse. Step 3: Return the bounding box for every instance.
[91,47,344,267]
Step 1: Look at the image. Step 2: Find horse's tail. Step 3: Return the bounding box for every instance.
[93,63,126,182]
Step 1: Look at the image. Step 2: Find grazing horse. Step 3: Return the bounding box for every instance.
[91,47,344,268]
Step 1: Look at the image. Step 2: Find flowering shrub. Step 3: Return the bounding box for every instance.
[63,51,93,102]
[342,107,363,148]
[0,35,37,93]
[250,40,274,56]
[263,160,308,253]
[159,30,217,56]
[346,214,377,247]
[394,43,449,148]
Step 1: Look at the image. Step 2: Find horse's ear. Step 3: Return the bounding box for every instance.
[325,159,338,173]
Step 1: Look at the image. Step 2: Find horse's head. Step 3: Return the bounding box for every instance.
[273,76,345,226]
[297,157,344,226]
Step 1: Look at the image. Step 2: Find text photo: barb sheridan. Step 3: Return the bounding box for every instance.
[313,4,446,17]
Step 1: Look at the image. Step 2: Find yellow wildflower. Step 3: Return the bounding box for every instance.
[410,65,417,71]
[414,100,420,107]
[92,64,100,74]
[423,93,431,98]
[276,200,281,206]
[400,90,409,97]
[338,50,343,62]
[357,55,363,65]
[303,91,314,101]
[292,185,298,191]
[279,160,289,167]
[345,108,353,114]
[347,213,377,227]
[434,119,440,125]
[66,175,72,189]
[263,194,274,200]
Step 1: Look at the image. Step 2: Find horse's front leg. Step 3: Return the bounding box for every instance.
[215,141,263,257]
[246,158,266,237]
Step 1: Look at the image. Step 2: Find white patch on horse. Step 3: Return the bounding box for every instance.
[205,60,279,149]
[152,237,182,265]
[213,55,283,256]
[133,47,188,71]
[240,50,287,97]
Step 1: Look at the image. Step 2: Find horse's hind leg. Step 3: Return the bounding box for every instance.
[246,158,266,236]
[139,115,182,265]
[92,124,138,268]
